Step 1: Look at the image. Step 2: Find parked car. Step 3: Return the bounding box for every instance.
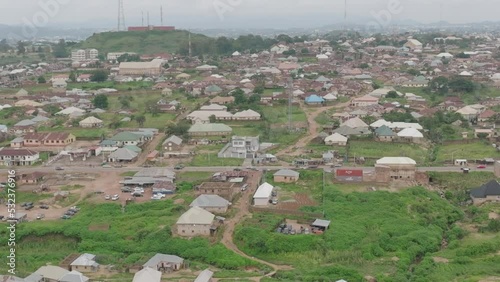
[39,205,49,209]
[241,184,248,191]
[25,205,34,210]
[20,202,28,207]
[104,195,111,200]
[271,190,277,197]
[131,191,144,197]
[55,167,64,170]
[152,188,174,194]
[36,214,45,220]
[151,194,165,200]
[111,194,119,201]
[233,168,241,171]
[174,164,185,170]
[477,165,486,169]
[133,187,145,193]
[60,215,71,219]
[114,164,123,168]
[271,198,278,205]
[121,187,132,193]
[65,211,75,216]
[102,164,112,168]
[290,229,296,235]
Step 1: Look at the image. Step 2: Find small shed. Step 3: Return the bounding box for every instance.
[311,219,331,231]
[253,182,274,206]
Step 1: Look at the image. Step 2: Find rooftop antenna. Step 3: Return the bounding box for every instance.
[287,77,293,131]
[117,0,126,31]
[160,6,163,26]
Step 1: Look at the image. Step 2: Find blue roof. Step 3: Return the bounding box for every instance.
[305,95,325,103]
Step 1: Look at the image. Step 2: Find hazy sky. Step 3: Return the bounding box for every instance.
[0,0,497,29]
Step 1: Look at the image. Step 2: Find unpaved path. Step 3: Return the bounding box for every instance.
[220,171,293,280]
[276,100,351,157]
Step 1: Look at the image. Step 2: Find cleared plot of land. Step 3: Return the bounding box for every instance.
[348,140,428,164]
[435,142,500,163]
[189,153,243,167]
[261,105,307,124]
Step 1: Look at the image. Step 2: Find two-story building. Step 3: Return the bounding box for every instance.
[0,148,40,166]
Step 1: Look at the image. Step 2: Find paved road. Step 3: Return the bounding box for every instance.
[0,165,493,175]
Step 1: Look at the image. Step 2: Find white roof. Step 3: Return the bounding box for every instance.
[323,93,338,100]
[71,253,98,267]
[397,128,424,138]
[254,182,273,199]
[370,119,391,128]
[132,267,161,282]
[456,106,479,115]
[194,269,214,282]
[274,169,299,177]
[341,117,368,129]
[57,106,85,115]
[388,122,423,130]
[200,104,227,111]
[325,133,348,142]
[376,157,416,165]
[35,265,69,281]
[190,194,230,208]
[119,61,162,69]
[176,206,215,225]
[233,109,261,118]
[436,52,453,58]
[79,116,103,124]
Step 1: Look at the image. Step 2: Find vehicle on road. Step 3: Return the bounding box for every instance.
[477,165,486,169]
[104,195,111,200]
[133,187,144,193]
[114,164,123,168]
[271,198,278,205]
[174,164,185,170]
[102,164,112,168]
[36,214,45,220]
[25,205,34,210]
[233,168,242,171]
[241,184,248,191]
[151,193,165,200]
[40,205,49,209]
[111,194,119,201]
[55,167,64,170]
[61,215,71,219]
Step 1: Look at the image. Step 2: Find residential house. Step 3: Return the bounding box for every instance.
[470,180,500,205]
[0,124,7,133]
[478,110,496,123]
[10,137,24,148]
[79,116,103,128]
[110,132,143,146]
[187,110,233,123]
[190,194,231,213]
[56,106,85,116]
[210,96,235,105]
[205,85,223,95]
[194,269,214,282]
[23,132,75,147]
[218,136,259,159]
[375,125,396,142]
[107,148,139,162]
[456,106,480,121]
[188,123,232,137]
[10,119,36,135]
[99,140,119,152]
[60,271,89,282]
[475,128,494,138]
[176,206,216,237]
[163,135,183,151]
[351,95,379,107]
[143,253,184,272]
[70,253,99,273]
[402,76,429,87]
[200,104,227,111]
[404,39,423,50]
[305,95,325,105]
[0,148,40,166]
[253,182,274,206]
[340,117,370,132]
[34,265,70,282]
[132,267,161,282]
[273,169,299,183]
[397,128,424,143]
[196,182,238,200]
[232,109,261,121]
[324,133,348,146]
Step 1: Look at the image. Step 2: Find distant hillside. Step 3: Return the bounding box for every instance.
[77,30,211,55]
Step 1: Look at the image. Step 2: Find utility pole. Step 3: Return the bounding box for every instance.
[188,30,192,58]
[160,6,163,26]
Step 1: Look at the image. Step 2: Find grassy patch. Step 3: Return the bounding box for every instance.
[176,172,213,182]
[120,171,138,177]
[261,105,307,124]
[189,154,243,167]
[348,140,428,164]
[435,142,499,163]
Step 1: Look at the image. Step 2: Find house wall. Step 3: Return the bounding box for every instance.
[273,175,298,183]
[72,265,98,272]
[472,195,500,205]
[176,223,211,237]
[189,131,231,137]
[80,122,103,128]
[164,142,181,151]
[11,142,23,148]
[199,206,229,213]
[254,197,270,206]
[377,136,393,142]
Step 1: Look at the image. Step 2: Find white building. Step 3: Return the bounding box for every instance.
[253,182,273,206]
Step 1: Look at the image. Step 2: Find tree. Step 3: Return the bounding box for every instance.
[16,41,26,55]
[359,63,369,69]
[37,76,46,84]
[145,100,160,117]
[93,94,109,109]
[456,52,470,59]
[407,69,420,76]
[386,91,398,98]
[449,77,475,93]
[166,120,191,139]
[53,39,69,58]
[209,114,216,123]
[301,48,309,54]
[90,70,109,82]
[69,71,77,83]
[135,115,146,127]
[117,53,141,62]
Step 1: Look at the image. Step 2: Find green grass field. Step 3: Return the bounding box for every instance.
[189,153,243,167]
[348,141,428,164]
[261,105,307,124]
[435,142,500,163]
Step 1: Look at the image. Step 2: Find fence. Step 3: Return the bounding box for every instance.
[249,206,323,219]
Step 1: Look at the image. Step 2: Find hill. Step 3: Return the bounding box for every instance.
[77,30,211,55]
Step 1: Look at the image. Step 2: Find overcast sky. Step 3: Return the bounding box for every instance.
[0,0,497,29]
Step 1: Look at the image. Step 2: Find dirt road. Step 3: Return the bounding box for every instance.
[220,171,293,280]
[276,100,351,157]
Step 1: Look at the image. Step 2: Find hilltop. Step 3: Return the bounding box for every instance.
[77,30,211,55]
